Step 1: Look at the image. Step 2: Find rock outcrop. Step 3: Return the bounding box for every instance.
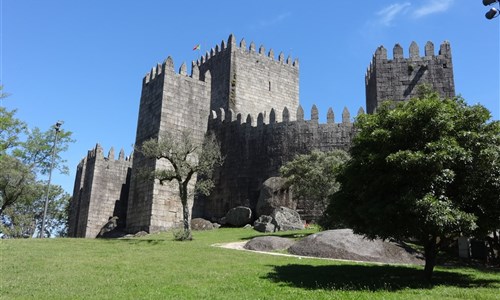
[271,207,304,231]
[288,229,424,265]
[253,215,276,233]
[225,206,252,227]
[191,218,215,230]
[256,177,295,217]
[244,236,295,252]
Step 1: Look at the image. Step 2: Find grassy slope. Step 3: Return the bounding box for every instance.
[1,228,499,299]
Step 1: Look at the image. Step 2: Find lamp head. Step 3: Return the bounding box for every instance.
[483,0,499,6]
[486,7,499,19]
[55,121,63,131]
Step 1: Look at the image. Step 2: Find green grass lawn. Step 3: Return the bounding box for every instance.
[1,228,499,299]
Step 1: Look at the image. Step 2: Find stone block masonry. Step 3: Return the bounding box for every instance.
[69,34,456,237]
[196,105,361,220]
[126,57,212,234]
[197,34,299,121]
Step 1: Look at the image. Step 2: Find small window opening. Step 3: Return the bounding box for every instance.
[269,81,272,91]
[443,63,447,68]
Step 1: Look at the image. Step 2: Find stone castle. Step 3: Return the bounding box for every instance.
[67,34,455,238]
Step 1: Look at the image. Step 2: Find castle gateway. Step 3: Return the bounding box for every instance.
[68,35,455,238]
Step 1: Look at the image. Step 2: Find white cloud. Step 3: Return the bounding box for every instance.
[413,0,454,18]
[258,12,292,28]
[376,3,411,26]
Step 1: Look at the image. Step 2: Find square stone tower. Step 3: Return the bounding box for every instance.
[125,58,212,233]
[365,41,455,114]
[197,34,300,121]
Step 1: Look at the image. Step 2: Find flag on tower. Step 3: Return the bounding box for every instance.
[193,44,201,51]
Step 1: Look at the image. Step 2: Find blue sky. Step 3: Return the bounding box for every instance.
[2,0,499,195]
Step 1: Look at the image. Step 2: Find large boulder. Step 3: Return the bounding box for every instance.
[97,216,126,238]
[244,236,295,252]
[256,177,295,217]
[191,218,214,231]
[288,229,424,265]
[253,215,276,233]
[271,207,305,231]
[225,206,252,227]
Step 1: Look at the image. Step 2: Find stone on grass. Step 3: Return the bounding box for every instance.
[288,229,424,265]
[271,207,304,231]
[134,231,149,237]
[225,206,252,227]
[253,215,276,233]
[191,218,214,230]
[256,177,295,217]
[244,236,295,252]
[97,216,126,238]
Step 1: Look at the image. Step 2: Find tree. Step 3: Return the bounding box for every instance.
[141,130,223,240]
[0,155,37,216]
[0,122,73,215]
[0,107,26,154]
[0,184,70,238]
[280,150,349,220]
[1,88,74,237]
[325,92,500,280]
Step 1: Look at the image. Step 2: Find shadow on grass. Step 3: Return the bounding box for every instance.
[98,238,167,245]
[264,264,500,291]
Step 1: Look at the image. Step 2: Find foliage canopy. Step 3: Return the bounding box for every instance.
[1,86,74,237]
[325,92,500,279]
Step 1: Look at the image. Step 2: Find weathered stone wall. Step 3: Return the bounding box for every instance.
[366,41,455,114]
[67,155,87,237]
[126,57,212,234]
[197,34,299,120]
[68,145,132,238]
[194,105,360,220]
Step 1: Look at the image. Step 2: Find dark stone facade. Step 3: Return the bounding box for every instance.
[365,41,455,114]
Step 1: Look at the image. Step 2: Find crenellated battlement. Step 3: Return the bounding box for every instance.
[208,104,364,128]
[370,40,451,62]
[84,143,132,162]
[194,34,299,70]
[142,56,212,86]
[366,41,452,83]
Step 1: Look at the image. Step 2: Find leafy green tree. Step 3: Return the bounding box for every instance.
[141,130,223,240]
[0,155,37,216]
[0,184,70,238]
[280,150,349,219]
[325,92,500,280]
[0,107,26,154]
[0,88,74,237]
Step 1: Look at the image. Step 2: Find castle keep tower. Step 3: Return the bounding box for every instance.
[197,34,299,121]
[365,41,455,114]
[125,58,212,233]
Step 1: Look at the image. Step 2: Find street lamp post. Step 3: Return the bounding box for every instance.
[39,121,62,238]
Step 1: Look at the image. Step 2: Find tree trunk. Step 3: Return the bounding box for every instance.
[180,186,192,240]
[424,235,438,281]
